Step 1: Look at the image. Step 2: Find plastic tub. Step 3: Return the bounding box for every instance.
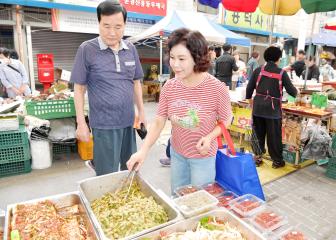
[217,191,238,208]
[230,194,265,217]
[271,226,307,240]
[250,208,287,234]
[174,184,201,196]
[201,182,225,197]
[173,190,219,218]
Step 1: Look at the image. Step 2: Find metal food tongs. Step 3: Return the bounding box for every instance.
[116,162,139,201]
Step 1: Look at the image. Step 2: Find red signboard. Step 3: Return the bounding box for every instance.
[120,0,167,16]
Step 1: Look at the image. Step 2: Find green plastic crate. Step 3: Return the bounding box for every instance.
[0,159,31,178]
[25,98,76,120]
[0,144,31,164]
[326,157,336,179]
[52,143,77,155]
[282,145,304,164]
[0,125,29,149]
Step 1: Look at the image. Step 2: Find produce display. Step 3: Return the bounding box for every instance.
[175,185,200,196]
[10,200,92,239]
[141,216,246,240]
[282,104,329,116]
[217,192,237,208]
[91,181,168,239]
[26,92,71,101]
[281,230,306,240]
[202,182,224,196]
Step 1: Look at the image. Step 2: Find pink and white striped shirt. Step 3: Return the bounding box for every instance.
[157,73,232,158]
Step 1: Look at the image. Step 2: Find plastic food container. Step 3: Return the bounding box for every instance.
[201,182,225,197]
[174,184,201,196]
[230,194,265,217]
[250,208,287,233]
[217,191,238,208]
[280,230,306,240]
[174,190,219,218]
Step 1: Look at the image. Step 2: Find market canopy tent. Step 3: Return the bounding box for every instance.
[306,32,336,47]
[127,10,251,47]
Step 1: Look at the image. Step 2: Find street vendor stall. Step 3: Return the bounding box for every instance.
[2,170,311,240]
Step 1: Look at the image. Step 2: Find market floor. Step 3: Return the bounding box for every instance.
[1,102,336,240]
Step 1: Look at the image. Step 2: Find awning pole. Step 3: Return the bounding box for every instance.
[268,0,276,46]
[303,13,317,90]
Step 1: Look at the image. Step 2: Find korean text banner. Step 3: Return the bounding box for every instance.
[120,0,167,16]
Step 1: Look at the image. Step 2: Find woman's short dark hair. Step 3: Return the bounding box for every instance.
[97,1,127,23]
[0,47,9,57]
[264,46,282,62]
[251,51,259,59]
[167,28,210,73]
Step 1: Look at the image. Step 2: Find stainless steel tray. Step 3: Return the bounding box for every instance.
[138,208,266,240]
[4,191,98,240]
[79,170,180,240]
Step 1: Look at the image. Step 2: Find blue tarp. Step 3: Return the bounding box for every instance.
[306,32,336,47]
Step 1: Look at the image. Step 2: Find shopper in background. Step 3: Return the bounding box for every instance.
[208,46,216,76]
[71,1,145,176]
[127,28,232,193]
[246,51,260,80]
[302,56,320,81]
[246,46,298,169]
[320,58,336,81]
[232,50,247,88]
[289,50,306,77]
[215,43,238,89]
[9,49,19,60]
[0,47,31,98]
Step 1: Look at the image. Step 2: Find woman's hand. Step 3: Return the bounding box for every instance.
[127,150,146,171]
[196,136,212,156]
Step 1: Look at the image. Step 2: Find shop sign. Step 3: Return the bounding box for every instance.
[52,9,155,36]
[224,8,269,31]
[120,0,167,16]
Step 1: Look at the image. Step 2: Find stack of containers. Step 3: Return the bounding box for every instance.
[0,125,31,178]
[173,182,308,239]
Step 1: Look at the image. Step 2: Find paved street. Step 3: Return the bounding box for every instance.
[1,102,336,239]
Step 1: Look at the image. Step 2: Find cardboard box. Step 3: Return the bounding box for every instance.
[55,68,71,82]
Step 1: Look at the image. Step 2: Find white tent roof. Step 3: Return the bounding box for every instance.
[127,10,250,47]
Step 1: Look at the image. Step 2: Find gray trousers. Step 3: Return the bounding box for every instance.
[92,126,136,176]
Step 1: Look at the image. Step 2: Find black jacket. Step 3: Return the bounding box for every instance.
[301,64,320,81]
[291,60,305,77]
[246,62,298,119]
[215,52,238,82]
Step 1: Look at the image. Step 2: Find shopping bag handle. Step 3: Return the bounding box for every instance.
[217,122,236,156]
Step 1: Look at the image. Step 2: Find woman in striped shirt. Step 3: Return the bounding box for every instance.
[127,28,233,193]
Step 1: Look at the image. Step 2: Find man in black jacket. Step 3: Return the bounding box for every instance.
[301,56,320,81]
[246,46,298,169]
[215,44,238,89]
[290,49,306,77]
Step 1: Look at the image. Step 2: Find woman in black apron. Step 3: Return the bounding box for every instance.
[246,46,298,169]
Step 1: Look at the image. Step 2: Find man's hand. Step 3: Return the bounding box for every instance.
[19,84,27,94]
[127,150,146,171]
[138,109,146,127]
[196,136,212,156]
[12,87,22,96]
[76,123,90,142]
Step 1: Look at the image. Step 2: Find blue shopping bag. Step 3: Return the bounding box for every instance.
[215,123,265,200]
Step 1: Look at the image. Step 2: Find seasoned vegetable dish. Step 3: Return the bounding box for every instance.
[91,181,168,239]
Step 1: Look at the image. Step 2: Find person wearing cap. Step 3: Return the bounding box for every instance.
[246,46,298,168]
[215,43,238,89]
